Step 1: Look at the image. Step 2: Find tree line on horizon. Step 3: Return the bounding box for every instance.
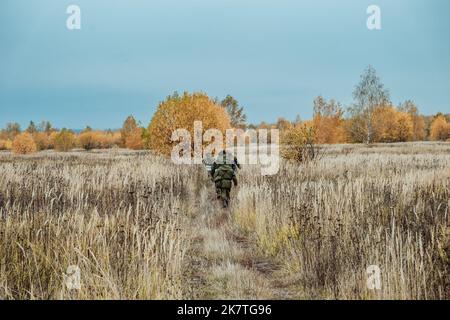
[1,66,449,155]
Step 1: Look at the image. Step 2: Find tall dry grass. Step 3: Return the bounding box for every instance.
[233,142,450,299]
[0,150,197,299]
[0,142,448,300]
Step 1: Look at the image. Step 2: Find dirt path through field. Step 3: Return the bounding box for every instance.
[183,185,297,299]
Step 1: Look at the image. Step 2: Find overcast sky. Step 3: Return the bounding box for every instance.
[1,0,449,129]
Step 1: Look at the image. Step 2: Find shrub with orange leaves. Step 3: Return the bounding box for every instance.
[48,131,58,149]
[372,106,413,142]
[147,92,231,156]
[430,115,450,141]
[281,121,319,162]
[32,132,51,151]
[312,96,346,144]
[53,129,76,152]
[125,128,144,150]
[412,115,426,141]
[12,133,37,155]
[78,130,122,150]
[313,114,347,144]
[395,111,414,142]
[372,106,397,142]
[121,116,138,147]
[98,131,121,148]
[398,100,426,141]
[0,139,13,151]
[78,131,97,150]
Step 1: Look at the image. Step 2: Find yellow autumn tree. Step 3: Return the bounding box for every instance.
[147,92,231,156]
[275,118,293,133]
[125,128,144,150]
[78,130,97,150]
[430,115,450,141]
[12,132,37,155]
[399,100,425,141]
[395,111,414,142]
[281,121,318,162]
[121,115,144,149]
[372,106,413,142]
[98,131,121,148]
[0,139,12,151]
[412,115,426,141]
[372,106,398,142]
[48,131,59,149]
[32,132,51,151]
[312,96,346,144]
[54,129,76,152]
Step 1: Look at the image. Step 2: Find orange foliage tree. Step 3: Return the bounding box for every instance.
[147,92,231,156]
[98,131,121,148]
[430,115,450,141]
[78,130,121,150]
[312,96,346,144]
[12,132,37,155]
[275,118,293,133]
[395,111,414,142]
[0,139,12,150]
[54,129,76,152]
[32,132,51,151]
[372,106,398,142]
[125,128,144,150]
[372,106,413,142]
[281,121,318,162]
[399,100,425,141]
[78,130,96,150]
[48,131,59,149]
[121,116,144,150]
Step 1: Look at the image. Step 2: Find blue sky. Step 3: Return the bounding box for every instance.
[1,0,449,129]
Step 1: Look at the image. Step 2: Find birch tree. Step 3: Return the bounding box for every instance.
[349,66,390,144]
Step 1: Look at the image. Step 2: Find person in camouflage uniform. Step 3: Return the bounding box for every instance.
[211,150,240,208]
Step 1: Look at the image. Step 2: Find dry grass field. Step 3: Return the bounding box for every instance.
[0,142,449,300]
